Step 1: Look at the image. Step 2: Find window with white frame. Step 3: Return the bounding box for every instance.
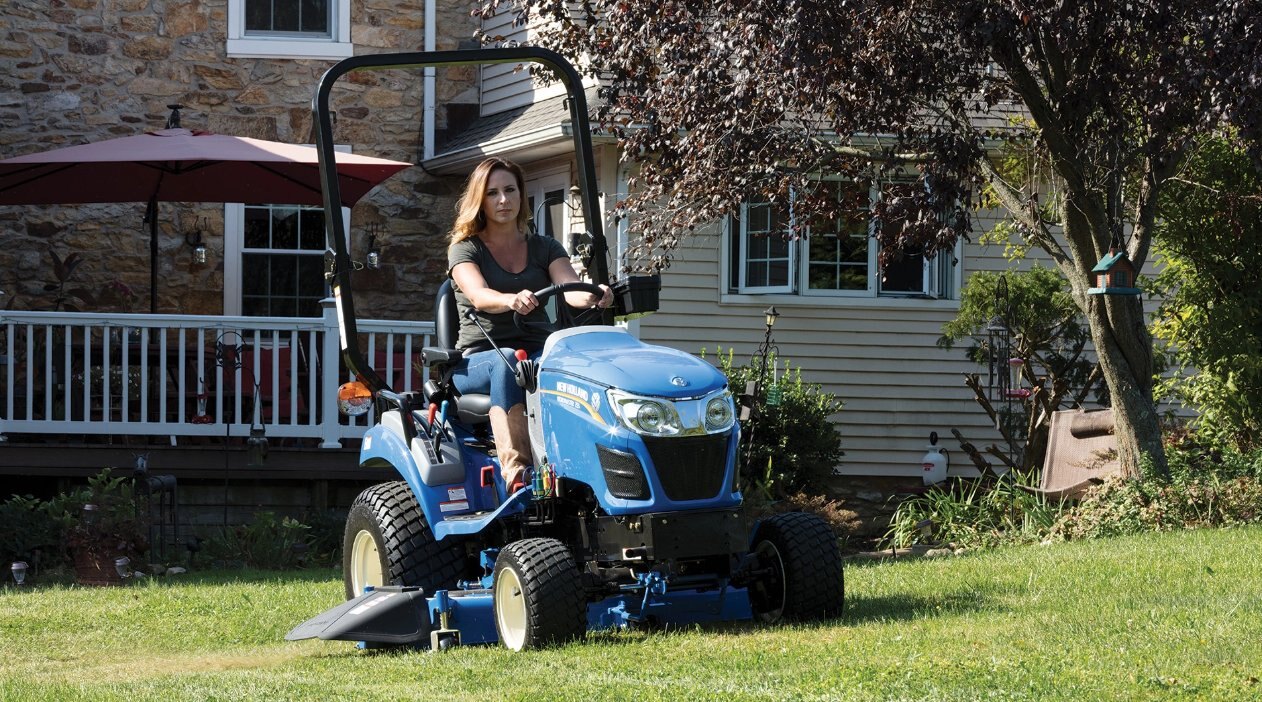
[241,204,327,317]
[223,202,350,317]
[729,180,958,300]
[226,0,352,60]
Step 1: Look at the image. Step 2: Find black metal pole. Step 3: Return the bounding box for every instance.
[311,47,609,392]
[147,197,158,314]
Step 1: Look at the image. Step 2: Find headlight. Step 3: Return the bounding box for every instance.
[608,391,681,436]
[705,394,735,432]
[607,389,735,436]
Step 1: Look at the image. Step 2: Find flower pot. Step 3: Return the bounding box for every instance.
[72,548,124,587]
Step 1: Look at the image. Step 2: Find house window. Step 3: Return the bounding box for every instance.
[730,181,958,300]
[226,0,352,59]
[246,0,330,34]
[737,200,794,293]
[240,205,328,318]
[224,202,349,317]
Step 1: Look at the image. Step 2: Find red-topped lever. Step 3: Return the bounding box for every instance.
[513,349,537,392]
[427,403,438,425]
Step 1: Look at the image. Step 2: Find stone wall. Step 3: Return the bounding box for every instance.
[0,0,480,321]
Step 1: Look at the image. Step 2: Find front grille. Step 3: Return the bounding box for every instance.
[643,434,729,501]
[598,445,650,499]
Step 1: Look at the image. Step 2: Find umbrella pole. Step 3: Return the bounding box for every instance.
[146,197,158,314]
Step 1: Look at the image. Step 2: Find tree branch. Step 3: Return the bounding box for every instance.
[975,154,1071,266]
[951,427,995,474]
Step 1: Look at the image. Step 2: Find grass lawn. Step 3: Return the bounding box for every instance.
[2,526,1260,701]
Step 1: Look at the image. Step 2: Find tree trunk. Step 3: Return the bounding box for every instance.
[1049,190,1169,480]
[1086,289,1169,479]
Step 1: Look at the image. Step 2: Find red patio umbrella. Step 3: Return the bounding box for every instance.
[0,127,411,312]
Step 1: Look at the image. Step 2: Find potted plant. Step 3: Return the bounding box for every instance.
[52,469,149,586]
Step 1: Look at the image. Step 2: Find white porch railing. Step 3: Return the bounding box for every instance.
[0,299,434,448]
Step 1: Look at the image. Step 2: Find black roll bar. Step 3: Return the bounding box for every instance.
[312,48,610,393]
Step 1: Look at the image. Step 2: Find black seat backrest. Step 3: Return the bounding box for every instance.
[428,278,493,425]
[435,279,459,350]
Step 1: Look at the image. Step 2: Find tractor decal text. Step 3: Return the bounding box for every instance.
[542,387,607,425]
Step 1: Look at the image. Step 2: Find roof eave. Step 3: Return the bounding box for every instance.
[423,123,618,174]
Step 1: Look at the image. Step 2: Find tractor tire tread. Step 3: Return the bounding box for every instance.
[345,481,467,598]
[756,511,845,621]
[497,538,586,648]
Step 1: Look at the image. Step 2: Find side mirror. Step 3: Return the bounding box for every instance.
[337,381,373,416]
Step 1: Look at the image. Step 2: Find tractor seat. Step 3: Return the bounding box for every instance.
[422,279,491,425]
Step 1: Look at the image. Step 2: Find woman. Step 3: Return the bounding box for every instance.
[447,157,612,490]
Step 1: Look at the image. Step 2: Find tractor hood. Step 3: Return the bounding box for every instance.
[540,327,727,398]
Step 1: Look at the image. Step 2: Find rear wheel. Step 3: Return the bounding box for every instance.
[342,481,468,599]
[748,511,845,622]
[492,538,586,651]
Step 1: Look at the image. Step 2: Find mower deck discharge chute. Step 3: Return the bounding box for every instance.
[287,48,844,651]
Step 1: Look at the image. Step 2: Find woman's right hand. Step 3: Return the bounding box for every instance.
[508,289,539,315]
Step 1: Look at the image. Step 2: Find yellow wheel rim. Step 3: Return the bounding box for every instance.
[349,529,384,596]
[494,566,528,651]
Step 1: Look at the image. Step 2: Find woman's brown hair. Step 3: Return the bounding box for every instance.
[449,157,530,245]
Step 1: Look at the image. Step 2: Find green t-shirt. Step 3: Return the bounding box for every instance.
[447,234,569,352]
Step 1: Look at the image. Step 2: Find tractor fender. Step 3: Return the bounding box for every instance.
[358,423,434,523]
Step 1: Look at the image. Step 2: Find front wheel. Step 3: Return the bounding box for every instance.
[748,511,845,623]
[342,481,468,599]
[492,538,586,651]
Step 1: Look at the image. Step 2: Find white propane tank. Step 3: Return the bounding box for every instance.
[921,432,948,486]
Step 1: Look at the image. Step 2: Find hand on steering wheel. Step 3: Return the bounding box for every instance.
[512,282,609,335]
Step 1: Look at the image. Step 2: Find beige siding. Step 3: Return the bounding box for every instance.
[480,2,568,115]
[634,217,1025,478]
[510,158,1148,479]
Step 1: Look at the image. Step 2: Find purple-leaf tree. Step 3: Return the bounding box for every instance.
[503,0,1262,478]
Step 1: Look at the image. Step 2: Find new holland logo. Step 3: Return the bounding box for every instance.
[670,376,688,387]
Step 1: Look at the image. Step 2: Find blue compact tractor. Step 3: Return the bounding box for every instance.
[287,48,844,651]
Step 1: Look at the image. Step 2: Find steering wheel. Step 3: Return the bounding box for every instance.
[513,282,607,335]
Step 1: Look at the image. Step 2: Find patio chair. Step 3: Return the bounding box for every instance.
[1021,408,1122,501]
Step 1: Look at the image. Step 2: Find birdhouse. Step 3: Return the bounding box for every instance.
[1088,248,1141,296]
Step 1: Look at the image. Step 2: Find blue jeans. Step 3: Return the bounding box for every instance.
[450,348,539,411]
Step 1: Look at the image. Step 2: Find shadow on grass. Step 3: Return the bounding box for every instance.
[288,587,997,656]
[175,566,341,586]
[844,589,992,624]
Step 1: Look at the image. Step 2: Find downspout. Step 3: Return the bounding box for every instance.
[423,0,436,159]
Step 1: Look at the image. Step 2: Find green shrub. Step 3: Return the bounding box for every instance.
[203,511,313,569]
[300,508,347,566]
[882,438,1262,551]
[1151,135,1262,450]
[1051,471,1262,541]
[704,348,844,499]
[0,495,63,567]
[883,472,1064,549]
[48,469,149,567]
[938,265,1102,470]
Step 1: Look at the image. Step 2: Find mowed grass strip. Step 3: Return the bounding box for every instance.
[1,526,1259,701]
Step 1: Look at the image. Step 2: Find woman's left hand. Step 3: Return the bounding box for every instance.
[596,284,613,309]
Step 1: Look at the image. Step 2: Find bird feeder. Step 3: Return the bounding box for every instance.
[1088,248,1141,296]
[1006,357,1031,399]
